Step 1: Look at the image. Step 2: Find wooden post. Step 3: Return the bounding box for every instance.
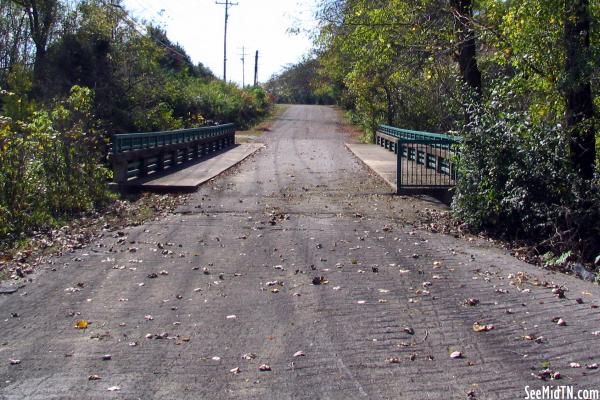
[138,158,148,177]
[113,160,129,184]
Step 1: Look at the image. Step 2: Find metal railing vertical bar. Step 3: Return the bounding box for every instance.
[375,125,461,193]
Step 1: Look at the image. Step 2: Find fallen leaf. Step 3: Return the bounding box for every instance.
[533,369,561,381]
[212,356,221,361]
[472,323,494,332]
[75,320,89,330]
[464,298,480,306]
[259,364,272,371]
[522,334,544,343]
[386,357,401,364]
[107,386,121,392]
[242,353,257,360]
[312,276,328,285]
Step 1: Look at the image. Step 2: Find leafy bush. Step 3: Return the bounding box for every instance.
[453,88,600,261]
[0,86,113,243]
[194,81,271,129]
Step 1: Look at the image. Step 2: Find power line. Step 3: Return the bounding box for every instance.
[215,0,238,82]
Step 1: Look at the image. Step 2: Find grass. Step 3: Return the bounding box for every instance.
[236,104,289,143]
[0,267,10,281]
[330,108,372,143]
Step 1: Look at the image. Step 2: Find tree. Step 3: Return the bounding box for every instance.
[564,0,596,180]
[10,0,59,97]
[449,0,482,95]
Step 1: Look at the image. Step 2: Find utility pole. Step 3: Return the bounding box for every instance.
[253,50,259,86]
[238,46,249,87]
[216,0,238,82]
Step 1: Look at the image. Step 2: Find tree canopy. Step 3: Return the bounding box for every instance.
[309,0,600,261]
[0,0,272,244]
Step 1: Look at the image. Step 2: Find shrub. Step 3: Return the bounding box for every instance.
[452,89,600,261]
[0,86,113,244]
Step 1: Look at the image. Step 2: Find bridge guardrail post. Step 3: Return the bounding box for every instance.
[396,141,402,194]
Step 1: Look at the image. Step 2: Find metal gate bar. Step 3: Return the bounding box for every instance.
[375,125,461,194]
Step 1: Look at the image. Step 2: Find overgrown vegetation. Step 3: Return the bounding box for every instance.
[304,0,599,267]
[0,0,272,246]
[265,57,336,105]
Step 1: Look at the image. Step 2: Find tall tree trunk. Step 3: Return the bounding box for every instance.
[12,0,57,98]
[450,0,482,96]
[564,0,596,180]
[384,85,394,126]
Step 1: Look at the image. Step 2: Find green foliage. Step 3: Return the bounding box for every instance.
[195,81,272,129]
[0,0,272,245]
[315,0,459,136]
[316,0,599,262]
[453,87,600,259]
[266,57,337,105]
[0,86,113,243]
[543,251,573,267]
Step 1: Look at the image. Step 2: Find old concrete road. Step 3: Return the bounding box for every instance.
[1,105,599,400]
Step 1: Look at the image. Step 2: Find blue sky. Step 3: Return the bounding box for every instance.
[121,0,318,85]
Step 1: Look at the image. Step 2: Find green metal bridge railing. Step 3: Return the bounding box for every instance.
[376,125,462,193]
[110,123,236,185]
[113,124,235,154]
